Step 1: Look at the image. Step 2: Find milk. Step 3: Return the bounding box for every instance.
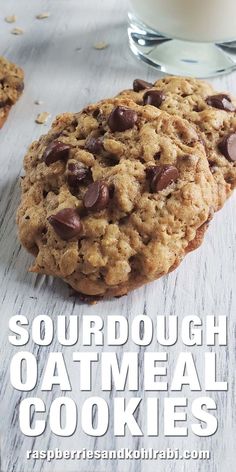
[130,0,236,43]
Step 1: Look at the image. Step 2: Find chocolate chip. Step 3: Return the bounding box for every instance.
[67,162,92,187]
[0,98,9,107]
[108,106,138,132]
[218,133,236,162]
[147,165,179,192]
[85,135,104,154]
[193,105,202,112]
[16,81,24,93]
[133,79,153,92]
[83,181,109,211]
[154,151,161,161]
[43,140,72,166]
[145,165,159,181]
[92,108,100,118]
[48,208,82,240]
[206,94,235,112]
[103,155,119,167]
[109,183,115,198]
[143,90,165,108]
[208,158,217,168]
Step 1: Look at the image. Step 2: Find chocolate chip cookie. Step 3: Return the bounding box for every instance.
[17,96,217,299]
[0,56,24,128]
[118,77,236,210]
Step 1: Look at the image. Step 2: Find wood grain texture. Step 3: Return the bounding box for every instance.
[0,0,235,471]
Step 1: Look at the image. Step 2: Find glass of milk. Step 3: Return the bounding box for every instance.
[128,0,236,77]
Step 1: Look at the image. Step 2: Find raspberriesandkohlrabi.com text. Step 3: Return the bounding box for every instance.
[8,314,227,438]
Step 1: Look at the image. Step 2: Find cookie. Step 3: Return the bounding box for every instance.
[17,96,217,299]
[0,56,24,128]
[118,77,236,211]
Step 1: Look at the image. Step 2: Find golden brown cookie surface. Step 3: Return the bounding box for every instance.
[0,56,24,128]
[118,77,236,210]
[17,96,217,298]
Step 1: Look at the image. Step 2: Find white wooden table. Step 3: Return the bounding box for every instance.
[0,1,236,471]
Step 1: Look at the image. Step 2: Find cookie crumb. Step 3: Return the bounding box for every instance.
[34,100,43,105]
[36,12,50,19]
[70,289,102,304]
[35,112,50,124]
[5,15,16,23]
[11,27,24,35]
[93,41,109,50]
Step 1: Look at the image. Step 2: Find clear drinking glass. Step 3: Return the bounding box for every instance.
[128,0,236,77]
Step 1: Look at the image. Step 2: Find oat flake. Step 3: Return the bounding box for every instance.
[5,15,17,23]
[93,41,109,50]
[35,112,50,124]
[11,27,24,35]
[36,12,50,19]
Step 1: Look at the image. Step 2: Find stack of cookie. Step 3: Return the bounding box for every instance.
[17,77,236,300]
